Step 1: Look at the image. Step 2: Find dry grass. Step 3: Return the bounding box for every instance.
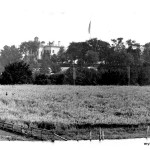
[0,85,150,126]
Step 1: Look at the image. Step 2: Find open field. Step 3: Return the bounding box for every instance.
[0,85,150,139]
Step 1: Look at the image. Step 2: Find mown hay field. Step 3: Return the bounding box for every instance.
[0,85,150,126]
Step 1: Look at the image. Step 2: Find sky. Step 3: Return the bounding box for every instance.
[0,0,150,49]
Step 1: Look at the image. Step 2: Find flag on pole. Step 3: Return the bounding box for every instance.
[88,21,91,34]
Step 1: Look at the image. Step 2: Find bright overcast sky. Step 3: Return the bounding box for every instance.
[0,0,150,49]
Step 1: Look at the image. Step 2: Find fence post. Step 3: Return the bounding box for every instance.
[12,123,14,132]
[30,127,32,137]
[76,130,78,141]
[2,121,4,129]
[52,130,55,142]
[41,129,43,140]
[146,126,149,139]
[21,125,22,134]
[99,128,102,141]
[21,125,25,134]
[90,130,92,141]
[102,131,105,140]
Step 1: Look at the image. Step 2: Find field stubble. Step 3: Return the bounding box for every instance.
[0,85,150,139]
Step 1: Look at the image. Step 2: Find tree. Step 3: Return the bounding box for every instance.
[23,55,40,70]
[40,52,61,74]
[50,54,61,73]
[105,50,134,66]
[66,42,86,62]
[66,38,110,65]
[0,63,4,74]
[40,51,51,74]
[57,47,67,63]
[64,67,101,85]
[126,39,141,65]
[111,37,125,52]
[138,43,150,85]
[19,41,40,57]
[85,50,99,65]
[1,61,32,84]
[97,38,135,85]
[86,38,111,63]
[50,54,58,63]
[20,40,40,70]
[142,42,150,64]
[0,45,22,67]
[50,63,61,73]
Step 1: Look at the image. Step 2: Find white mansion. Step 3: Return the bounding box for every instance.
[34,37,62,60]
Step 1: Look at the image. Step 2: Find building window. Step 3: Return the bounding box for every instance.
[52,50,54,53]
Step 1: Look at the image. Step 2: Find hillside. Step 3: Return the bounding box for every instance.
[0,85,150,126]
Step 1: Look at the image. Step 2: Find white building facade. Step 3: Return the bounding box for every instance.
[34,37,62,60]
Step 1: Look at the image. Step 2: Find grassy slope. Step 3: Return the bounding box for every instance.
[1,85,150,139]
[0,85,150,126]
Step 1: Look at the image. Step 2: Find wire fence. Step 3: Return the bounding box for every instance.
[0,119,107,141]
[0,119,150,141]
[0,120,54,141]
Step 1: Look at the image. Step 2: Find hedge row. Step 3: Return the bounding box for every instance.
[33,73,65,85]
[34,66,150,85]
[1,61,150,85]
[32,65,150,85]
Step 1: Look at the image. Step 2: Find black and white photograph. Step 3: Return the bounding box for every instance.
[0,0,150,149]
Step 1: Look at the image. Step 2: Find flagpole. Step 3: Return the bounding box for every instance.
[90,32,91,40]
[88,20,91,40]
[90,27,91,40]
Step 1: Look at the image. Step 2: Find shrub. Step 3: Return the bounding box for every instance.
[97,64,150,85]
[0,61,32,84]
[50,63,61,74]
[33,74,51,85]
[49,73,65,85]
[33,73,65,85]
[137,65,150,85]
[98,67,128,85]
[64,67,101,85]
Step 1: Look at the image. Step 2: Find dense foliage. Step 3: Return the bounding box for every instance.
[0,61,32,84]
[64,67,101,85]
[1,37,150,85]
[33,74,50,85]
[33,73,65,85]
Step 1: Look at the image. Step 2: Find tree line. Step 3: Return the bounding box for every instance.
[0,37,150,85]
